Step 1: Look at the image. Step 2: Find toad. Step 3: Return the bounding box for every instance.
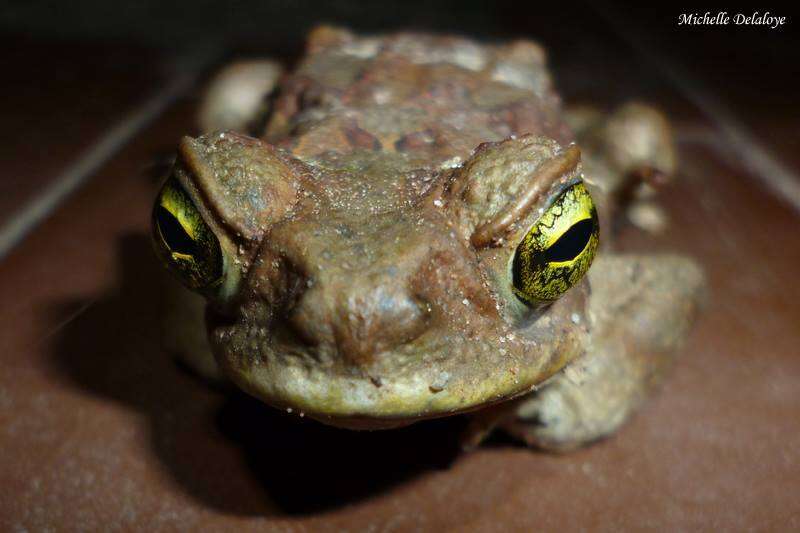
[152,27,703,451]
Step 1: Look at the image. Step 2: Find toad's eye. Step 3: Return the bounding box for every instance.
[511,181,599,306]
[152,176,223,291]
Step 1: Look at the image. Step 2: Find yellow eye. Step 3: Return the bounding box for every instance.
[511,181,599,305]
[152,177,223,290]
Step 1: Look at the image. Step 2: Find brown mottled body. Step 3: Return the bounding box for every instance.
[158,27,703,450]
[266,28,568,165]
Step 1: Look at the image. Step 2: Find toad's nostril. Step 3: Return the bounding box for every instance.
[289,282,431,366]
[335,288,430,365]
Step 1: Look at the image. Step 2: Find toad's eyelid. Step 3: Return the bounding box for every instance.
[470,145,581,248]
[527,177,590,218]
[543,176,585,211]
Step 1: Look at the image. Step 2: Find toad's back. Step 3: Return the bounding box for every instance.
[262,27,573,179]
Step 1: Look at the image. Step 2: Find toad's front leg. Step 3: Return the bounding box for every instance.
[496,254,704,451]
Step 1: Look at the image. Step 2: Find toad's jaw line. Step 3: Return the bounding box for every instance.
[210,306,586,430]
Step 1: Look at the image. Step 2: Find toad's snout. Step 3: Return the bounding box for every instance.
[288,273,431,366]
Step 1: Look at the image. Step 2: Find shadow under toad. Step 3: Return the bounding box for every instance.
[49,233,464,516]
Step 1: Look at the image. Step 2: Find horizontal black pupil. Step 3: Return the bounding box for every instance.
[156,206,197,257]
[543,219,594,263]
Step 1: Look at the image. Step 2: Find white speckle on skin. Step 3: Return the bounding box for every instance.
[372,88,391,104]
[439,156,463,169]
[429,371,451,392]
[341,38,381,58]
[571,313,581,324]
[462,298,470,306]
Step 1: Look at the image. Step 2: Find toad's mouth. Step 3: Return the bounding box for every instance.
[207,290,588,430]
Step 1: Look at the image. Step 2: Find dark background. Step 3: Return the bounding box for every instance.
[1,2,798,531]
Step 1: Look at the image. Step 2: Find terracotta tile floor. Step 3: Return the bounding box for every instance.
[1,9,798,531]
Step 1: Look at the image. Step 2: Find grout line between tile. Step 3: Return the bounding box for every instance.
[0,49,220,260]
[591,3,800,213]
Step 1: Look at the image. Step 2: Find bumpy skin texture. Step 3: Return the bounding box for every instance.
[159,27,704,448]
